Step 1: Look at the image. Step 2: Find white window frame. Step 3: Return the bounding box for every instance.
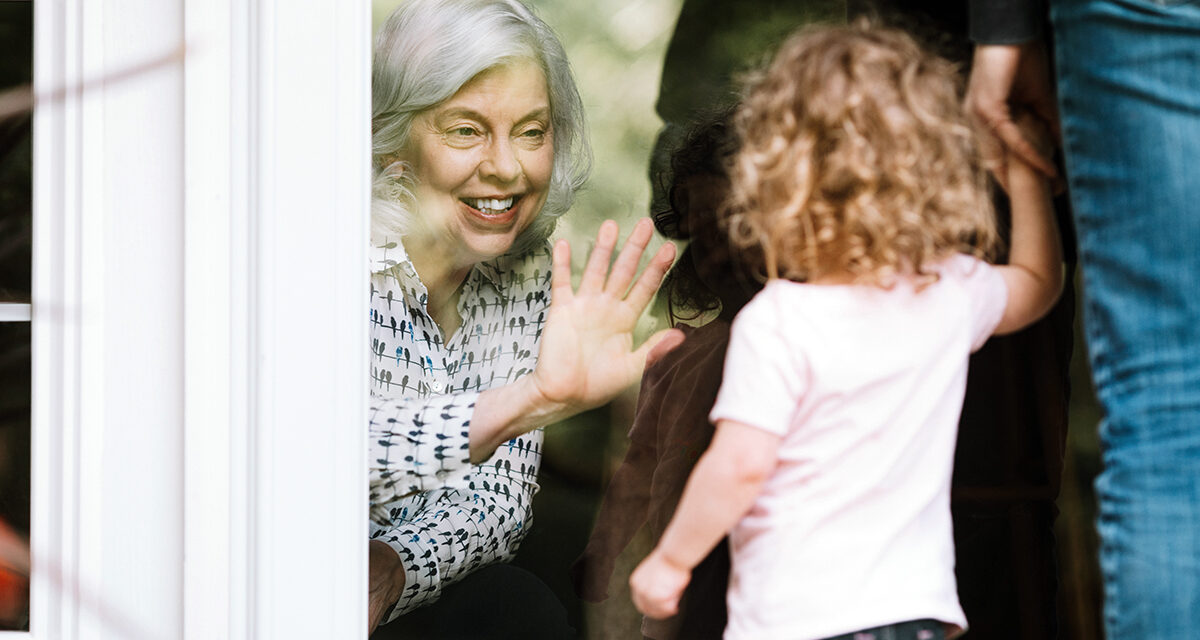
[27,1,370,637]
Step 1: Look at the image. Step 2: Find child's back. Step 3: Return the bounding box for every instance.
[712,254,1005,638]
[630,22,1061,640]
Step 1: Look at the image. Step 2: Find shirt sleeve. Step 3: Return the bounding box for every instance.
[372,428,543,621]
[368,392,477,524]
[370,247,552,621]
[709,294,809,436]
[968,0,1046,44]
[954,255,1009,352]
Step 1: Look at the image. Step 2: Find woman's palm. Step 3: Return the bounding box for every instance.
[532,219,680,410]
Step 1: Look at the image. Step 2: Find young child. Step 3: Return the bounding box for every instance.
[629,24,1062,640]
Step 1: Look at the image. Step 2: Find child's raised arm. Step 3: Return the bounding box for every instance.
[992,115,1064,335]
[629,419,781,619]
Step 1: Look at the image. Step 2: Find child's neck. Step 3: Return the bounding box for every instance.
[807,269,857,285]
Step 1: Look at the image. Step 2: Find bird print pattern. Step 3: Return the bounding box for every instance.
[367,237,549,621]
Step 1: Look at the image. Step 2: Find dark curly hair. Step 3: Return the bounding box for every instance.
[652,108,762,326]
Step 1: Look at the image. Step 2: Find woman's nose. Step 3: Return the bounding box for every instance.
[480,137,521,183]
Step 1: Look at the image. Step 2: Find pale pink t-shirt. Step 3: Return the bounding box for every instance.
[708,253,1007,640]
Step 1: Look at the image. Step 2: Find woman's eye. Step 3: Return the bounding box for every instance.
[452,126,478,137]
[517,128,547,147]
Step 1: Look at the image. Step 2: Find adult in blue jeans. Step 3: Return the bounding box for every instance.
[967,1,1200,637]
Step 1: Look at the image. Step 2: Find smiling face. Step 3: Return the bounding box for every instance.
[402,58,554,268]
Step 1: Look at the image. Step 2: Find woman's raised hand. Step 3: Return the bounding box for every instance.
[468,218,683,461]
[530,218,683,413]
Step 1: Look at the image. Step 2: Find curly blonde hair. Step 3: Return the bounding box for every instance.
[726,23,998,286]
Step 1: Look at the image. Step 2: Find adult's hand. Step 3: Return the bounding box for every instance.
[468,218,684,461]
[964,42,1060,191]
[368,540,406,636]
[530,218,684,412]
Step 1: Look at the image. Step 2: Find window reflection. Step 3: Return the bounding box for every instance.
[0,1,32,304]
[0,0,33,631]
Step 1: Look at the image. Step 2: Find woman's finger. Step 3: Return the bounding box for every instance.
[603,218,653,297]
[624,240,676,313]
[551,239,574,305]
[578,219,618,295]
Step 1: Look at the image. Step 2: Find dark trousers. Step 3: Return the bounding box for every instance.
[823,618,945,640]
[370,564,575,640]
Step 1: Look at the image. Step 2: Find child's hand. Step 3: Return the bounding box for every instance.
[629,549,691,619]
[1013,110,1053,160]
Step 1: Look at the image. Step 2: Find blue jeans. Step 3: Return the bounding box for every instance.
[1051,1,1200,637]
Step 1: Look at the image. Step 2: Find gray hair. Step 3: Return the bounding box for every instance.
[372,0,592,255]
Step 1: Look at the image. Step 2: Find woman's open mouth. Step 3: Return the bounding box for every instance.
[461,196,520,218]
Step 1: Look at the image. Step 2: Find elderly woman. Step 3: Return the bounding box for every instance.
[366,0,679,635]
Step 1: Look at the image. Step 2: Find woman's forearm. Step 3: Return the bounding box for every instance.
[369,392,479,513]
[469,376,573,462]
[376,458,539,621]
[469,220,681,463]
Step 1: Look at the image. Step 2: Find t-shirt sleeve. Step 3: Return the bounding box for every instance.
[954,255,1009,352]
[708,295,809,436]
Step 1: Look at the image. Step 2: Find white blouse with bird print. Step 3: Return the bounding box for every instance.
[368,237,549,621]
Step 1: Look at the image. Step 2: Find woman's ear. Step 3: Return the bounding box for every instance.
[379,153,403,171]
[376,151,410,177]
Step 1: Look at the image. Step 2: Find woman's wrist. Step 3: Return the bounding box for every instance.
[469,376,572,462]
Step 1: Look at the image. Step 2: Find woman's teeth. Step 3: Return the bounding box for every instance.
[464,197,515,214]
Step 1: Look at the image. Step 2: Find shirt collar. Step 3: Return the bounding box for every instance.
[370,235,512,291]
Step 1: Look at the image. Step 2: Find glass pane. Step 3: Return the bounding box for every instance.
[0,321,29,631]
[0,1,33,305]
[0,0,32,631]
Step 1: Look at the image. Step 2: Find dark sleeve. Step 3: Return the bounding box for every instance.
[968,0,1046,44]
[569,440,656,602]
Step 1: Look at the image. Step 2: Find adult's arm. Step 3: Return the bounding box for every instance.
[372,433,541,623]
[368,219,681,509]
[368,392,479,521]
[367,219,683,630]
[367,279,549,631]
[570,440,656,602]
[964,0,1059,185]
